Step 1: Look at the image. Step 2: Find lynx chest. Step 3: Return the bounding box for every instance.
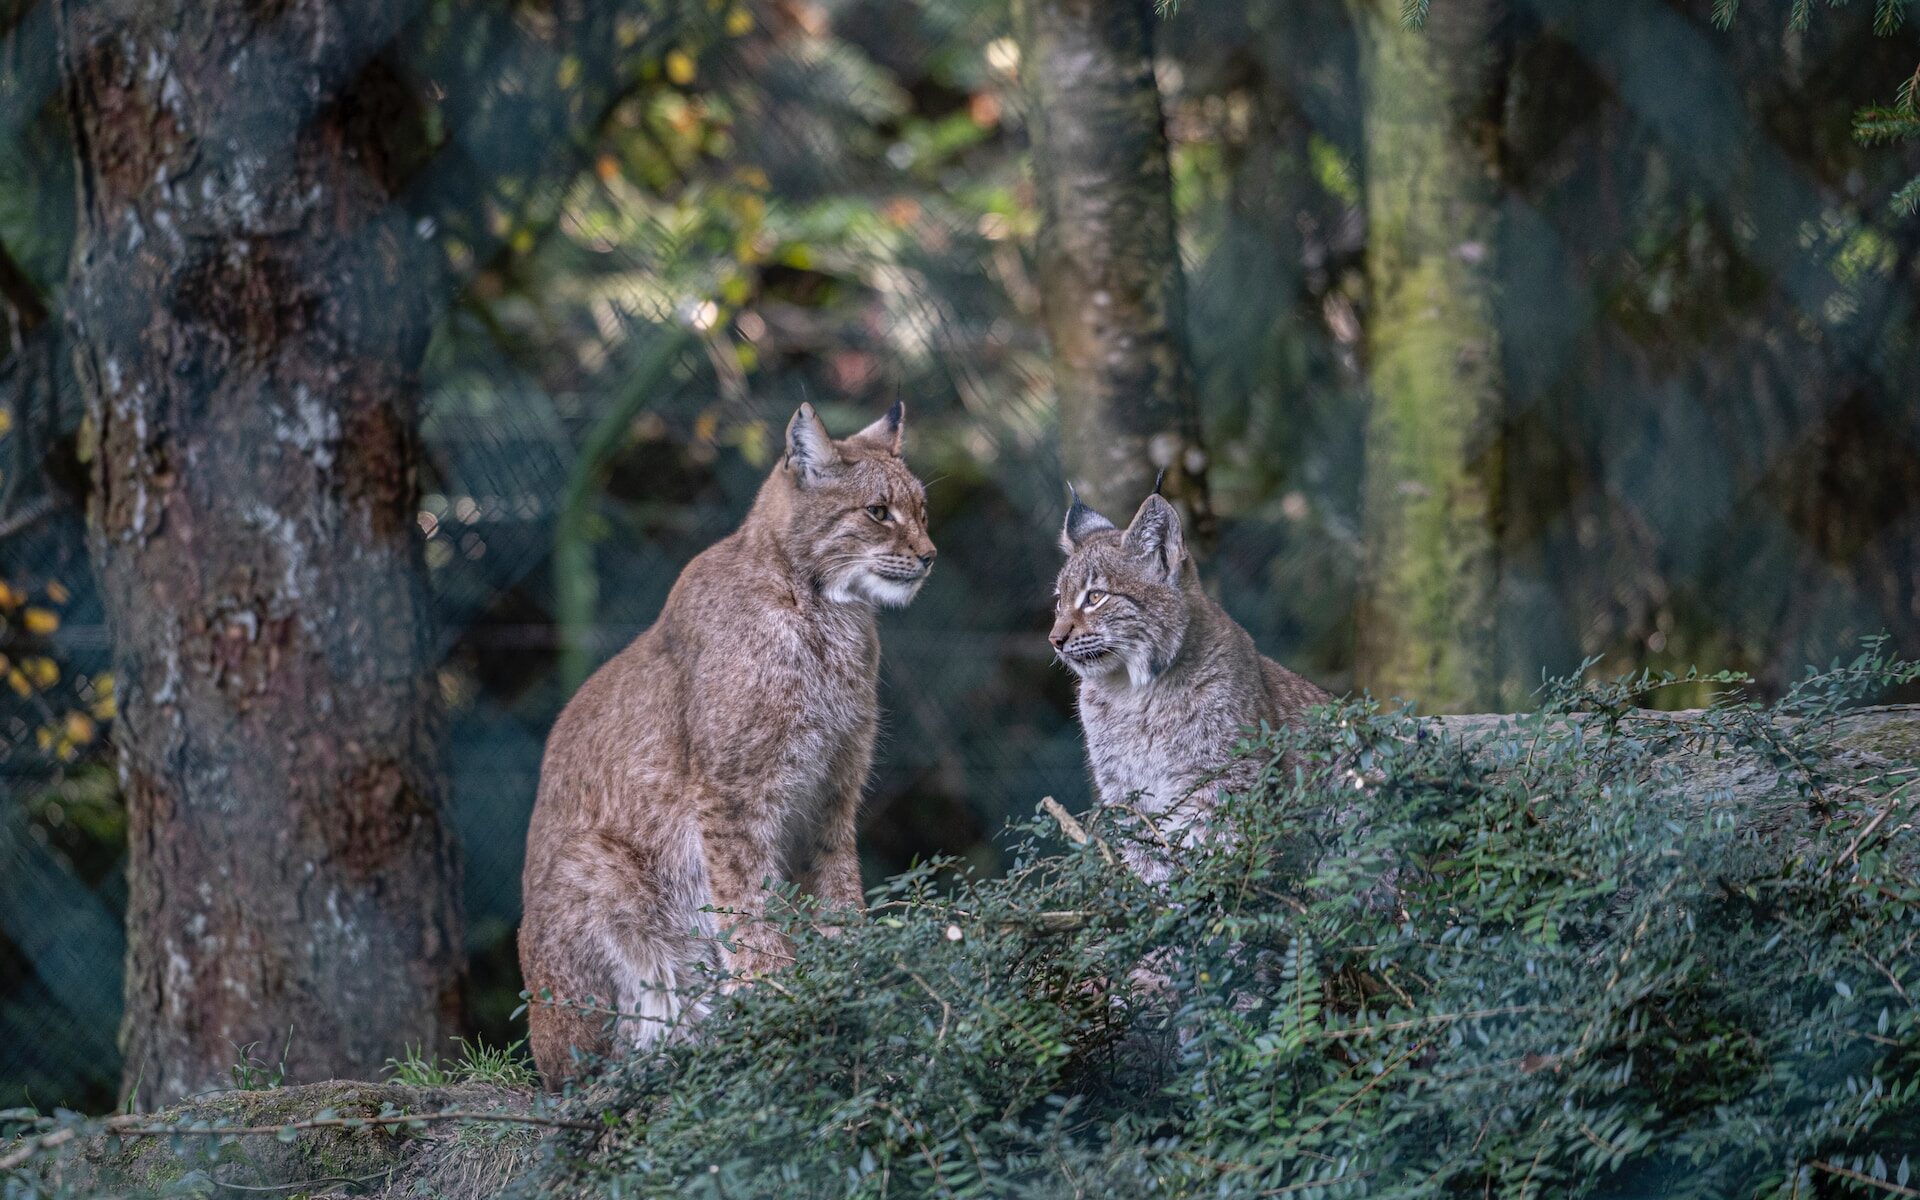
[690,602,879,798]
[1078,677,1249,816]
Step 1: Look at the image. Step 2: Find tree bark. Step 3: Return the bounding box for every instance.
[1017,0,1212,537]
[1349,0,1510,713]
[55,0,463,1107]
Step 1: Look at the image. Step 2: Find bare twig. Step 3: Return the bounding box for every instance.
[997,910,1108,934]
[1314,1004,1576,1043]
[1825,777,1917,881]
[897,963,953,1043]
[1,1108,600,1173]
[0,493,55,540]
[1040,796,1117,867]
[211,1168,396,1193]
[1809,1159,1920,1197]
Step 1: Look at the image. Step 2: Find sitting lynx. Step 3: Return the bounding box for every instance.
[520,402,934,1083]
[1051,488,1329,882]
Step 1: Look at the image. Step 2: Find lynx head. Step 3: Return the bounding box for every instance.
[780,400,935,607]
[1050,487,1189,688]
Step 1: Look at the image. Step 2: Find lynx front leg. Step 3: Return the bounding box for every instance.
[700,798,793,982]
[807,843,865,913]
[794,736,871,919]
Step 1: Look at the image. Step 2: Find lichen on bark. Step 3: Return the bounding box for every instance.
[1016,0,1213,538]
[54,0,464,1107]
[1348,0,1511,713]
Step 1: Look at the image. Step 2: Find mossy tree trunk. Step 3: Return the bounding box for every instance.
[55,0,463,1106]
[1349,0,1511,712]
[1017,0,1212,537]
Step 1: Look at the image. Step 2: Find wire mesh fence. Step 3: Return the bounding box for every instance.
[3,0,1919,1108]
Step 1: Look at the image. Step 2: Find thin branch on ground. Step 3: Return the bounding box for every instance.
[1,1108,602,1173]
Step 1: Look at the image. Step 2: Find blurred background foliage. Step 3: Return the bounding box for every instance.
[2,0,1918,1110]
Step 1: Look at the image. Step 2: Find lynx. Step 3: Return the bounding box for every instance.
[520,402,934,1083]
[1051,488,1329,882]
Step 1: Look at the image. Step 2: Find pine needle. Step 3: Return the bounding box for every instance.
[1891,175,1920,215]
[1854,105,1920,143]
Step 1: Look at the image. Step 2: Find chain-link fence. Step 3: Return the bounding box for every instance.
[4,0,1919,1109]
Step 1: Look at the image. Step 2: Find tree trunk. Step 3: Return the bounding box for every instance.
[55,0,463,1107]
[1017,0,1212,536]
[1349,0,1510,713]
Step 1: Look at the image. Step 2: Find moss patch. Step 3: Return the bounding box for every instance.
[1835,707,1920,763]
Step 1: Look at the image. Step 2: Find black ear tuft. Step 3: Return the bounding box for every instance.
[851,400,905,455]
[1060,483,1117,553]
[1151,468,1167,497]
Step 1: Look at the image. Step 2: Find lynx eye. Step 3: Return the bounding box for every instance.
[865,504,891,523]
[1083,589,1108,609]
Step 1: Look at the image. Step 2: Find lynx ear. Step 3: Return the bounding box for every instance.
[1123,493,1185,582]
[850,400,905,456]
[785,403,837,485]
[1060,484,1116,553]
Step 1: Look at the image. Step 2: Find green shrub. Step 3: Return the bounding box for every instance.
[522,643,1920,1199]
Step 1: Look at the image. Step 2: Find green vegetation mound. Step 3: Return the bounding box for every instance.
[522,646,1920,1198]
[8,648,1918,1199]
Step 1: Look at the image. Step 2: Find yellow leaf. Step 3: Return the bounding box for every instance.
[556,55,582,89]
[737,418,768,465]
[35,725,53,751]
[46,580,69,603]
[693,411,719,443]
[665,50,696,85]
[22,607,59,635]
[24,656,57,688]
[0,581,18,608]
[92,695,118,721]
[64,712,96,745]
[725,6,753,35]
[0,407,11,436]
[721,275,750,306]
[6,669,27,697]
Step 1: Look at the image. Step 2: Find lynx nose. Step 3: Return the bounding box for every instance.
[918,551,936,568]
[1048,619,1073,650]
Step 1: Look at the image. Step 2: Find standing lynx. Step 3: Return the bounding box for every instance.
[520,402,934,1083]
[1051,489,1329,882]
